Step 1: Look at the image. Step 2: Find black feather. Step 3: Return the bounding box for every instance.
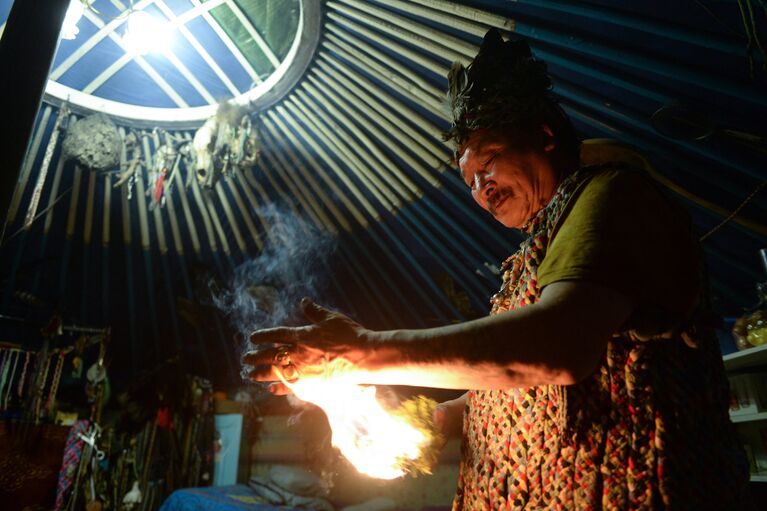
[444,29,556,146]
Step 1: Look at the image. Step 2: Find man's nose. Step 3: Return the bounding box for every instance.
[477,175,494,200]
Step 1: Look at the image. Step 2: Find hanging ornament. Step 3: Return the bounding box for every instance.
[34,353,53,420]
[23,103,70,229]
[17,350,32,399]
[62,113,121,172]
[45,352,66,415]
[41,313,63,338]
[72,356,83,379]
[0,349,12,410]
[147,134,181,210]
[1,350,20,410]
[122,480,142,510]
[190,102,258,190]
[114,131,142,197]
[86,362,106,384]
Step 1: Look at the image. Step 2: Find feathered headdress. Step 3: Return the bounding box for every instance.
[444,29,555,148]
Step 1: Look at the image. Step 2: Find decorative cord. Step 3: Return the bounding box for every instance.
[34,354,52,420]
[699,181,766,242]
[45,352,66,414]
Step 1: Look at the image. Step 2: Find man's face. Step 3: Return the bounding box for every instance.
[458,128,558,229]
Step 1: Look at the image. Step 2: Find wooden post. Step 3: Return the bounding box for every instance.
[0,0,70,233]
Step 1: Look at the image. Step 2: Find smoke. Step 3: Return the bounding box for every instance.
[212,206,337,366]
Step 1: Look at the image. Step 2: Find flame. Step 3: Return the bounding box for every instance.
[286,377,427,479]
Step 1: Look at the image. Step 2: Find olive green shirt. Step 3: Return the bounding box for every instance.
[538,147,700,325]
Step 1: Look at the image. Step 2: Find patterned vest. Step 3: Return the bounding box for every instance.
[453,165,750,511]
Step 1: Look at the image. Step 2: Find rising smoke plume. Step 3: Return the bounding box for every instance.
[212,206,337,376]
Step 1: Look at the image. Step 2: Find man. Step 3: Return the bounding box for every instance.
[246,30,751,510]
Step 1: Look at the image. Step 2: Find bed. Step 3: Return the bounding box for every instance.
[159,484,295,511]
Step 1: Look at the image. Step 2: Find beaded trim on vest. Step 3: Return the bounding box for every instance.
[490,167,593,314]
[488,166,594,430]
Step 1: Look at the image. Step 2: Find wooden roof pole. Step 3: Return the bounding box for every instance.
[0,0,70,238]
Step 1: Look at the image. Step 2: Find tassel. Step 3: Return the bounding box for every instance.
[122,480,142,509]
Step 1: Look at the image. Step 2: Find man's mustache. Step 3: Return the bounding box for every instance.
[487,190,511,216]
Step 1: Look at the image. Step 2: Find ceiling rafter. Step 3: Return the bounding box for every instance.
[325,29,443,101]
[311,62,445,175]
[327,0,472,63]
[317,54,449,160]
[323,39,446,121]
[224,0,280,69]
[325,15,443,76]
[155,0,240,96]
[287,94,399,211]
[364,0,492,38]
[82,54,133,94]
[188,0,262,84]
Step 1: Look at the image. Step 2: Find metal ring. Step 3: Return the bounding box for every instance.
[273,350,291,367]
[281,364,300,383]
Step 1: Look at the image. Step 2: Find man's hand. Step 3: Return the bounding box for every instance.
[433,393,467,438]
[243,298,371,390]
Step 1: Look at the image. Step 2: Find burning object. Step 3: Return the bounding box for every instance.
[273,362,443,480]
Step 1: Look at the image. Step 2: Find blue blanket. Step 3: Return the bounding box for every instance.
[159,484,293,511]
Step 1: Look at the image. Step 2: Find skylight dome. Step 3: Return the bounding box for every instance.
[40,0,320,126]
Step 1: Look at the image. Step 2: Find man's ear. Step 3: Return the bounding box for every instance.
[542,124,556,152]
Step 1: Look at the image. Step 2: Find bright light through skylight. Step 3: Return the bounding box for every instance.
[61,0,84,40]
[123,10,172,56]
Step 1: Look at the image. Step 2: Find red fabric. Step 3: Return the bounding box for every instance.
[156,407,173,429]
[154,173,166,201]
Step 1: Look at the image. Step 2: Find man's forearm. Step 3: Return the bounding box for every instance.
[354,281,632,390]
[359,303,580,389]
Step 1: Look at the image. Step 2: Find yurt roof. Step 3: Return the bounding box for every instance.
[1,0,765,384]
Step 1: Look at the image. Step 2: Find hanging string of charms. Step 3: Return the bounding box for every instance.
[13,100,261,237]
[105,101,259,211]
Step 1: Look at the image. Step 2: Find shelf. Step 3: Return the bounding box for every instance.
[730,412,767,424]
[751,471,767,482]
[723,344,767,371]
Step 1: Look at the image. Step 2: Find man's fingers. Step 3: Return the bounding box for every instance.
[243,349,279,366]
[249,325,316,345]
[244,365,292,395]
[268,382,291,395]
[249,326,296,345]
[247,365,278,382]
[301,298,334,324]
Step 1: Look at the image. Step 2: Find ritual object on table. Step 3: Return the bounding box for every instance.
[732,248,767,349]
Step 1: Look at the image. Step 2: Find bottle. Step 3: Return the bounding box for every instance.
[733,249,767,349]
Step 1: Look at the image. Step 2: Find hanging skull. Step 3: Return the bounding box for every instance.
[191,116,217,187]
[62,113,121,172]
[190,102,258,189]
